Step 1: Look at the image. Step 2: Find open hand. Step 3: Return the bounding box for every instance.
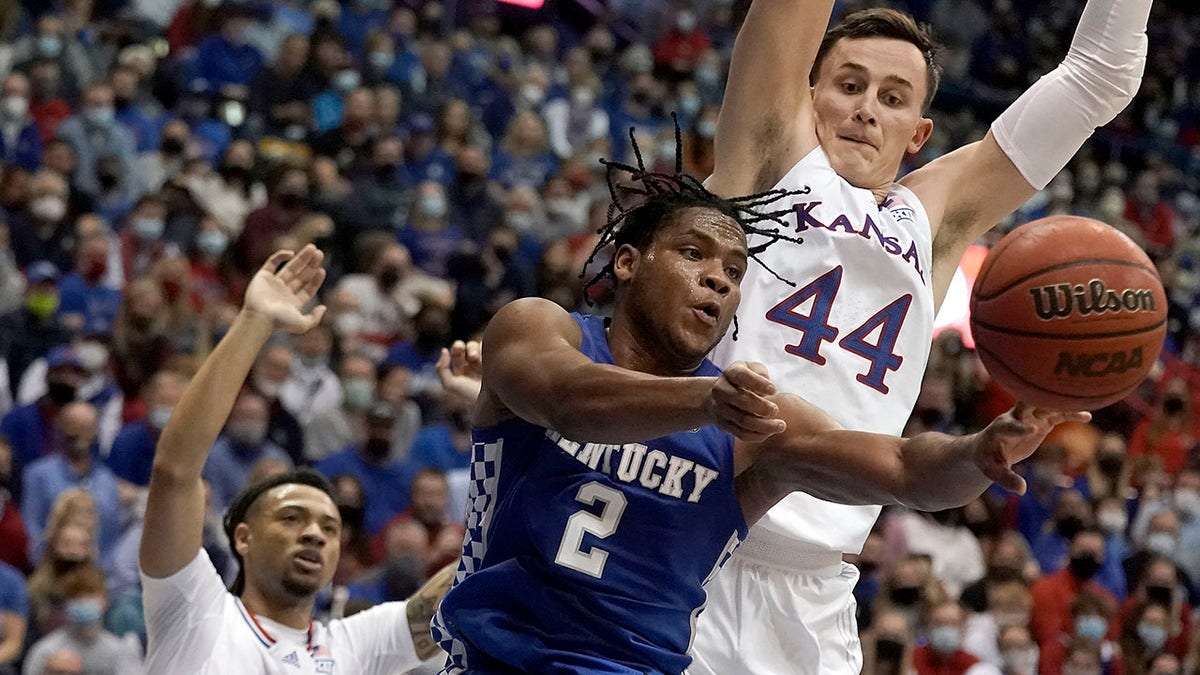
[437,339,483,403]
[708,361,787,442]
[974,403,1091,494]
[244,245,327,333]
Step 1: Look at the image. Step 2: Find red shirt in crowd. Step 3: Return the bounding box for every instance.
[1030,568,1118,648]
[912,645,980,675]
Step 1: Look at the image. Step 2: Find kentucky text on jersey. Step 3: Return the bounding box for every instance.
[545,430,721,503]
[789,200,926,282]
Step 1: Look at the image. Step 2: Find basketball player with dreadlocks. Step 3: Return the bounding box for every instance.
[138,245,453,674]
[691,0,1153,673]
[429,151,1087,674]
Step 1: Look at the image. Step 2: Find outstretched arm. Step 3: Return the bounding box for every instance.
[736,398,1087,523]
[478,297,786,445]
[140,246,327,578]
[906,0,1151,309]
[706,0,834,197]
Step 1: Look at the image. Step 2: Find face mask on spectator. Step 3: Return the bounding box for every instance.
[85,105,114,127]
[1145,584,1173,606]
[254,377,282,399]
[1,95,27,119]
[197,230,229,257]
[37,34,63,57]
[46,379,77,406]
[1174,488,1200,517]
[75,342,108,373]
[694,65,719,87]
[65,598,103,626]
[26,291,58,319]
[697,119,718,139]
[160,135,186,156]
[149,406,172,430]
[929,626,961,655]
[1162,396,1186,415]
[570,87,595,108]
[1145,532,1177,557]
[369,51,394,70]
[334,311,364,337]
[343,378,374,411]
[889,585,922,607]
[277,190,307,211]
[1097,509,1127,535]
[678,95,701,118]
[418,194,448,219]
[364,436,391,461]
[30,195,67,222]
[132,216,164,241]
[1074,614,1107,642]
[520,84,545,107]
[675,11,697,33]
[226,419,267,446]
[1002,646,1039,674]
[1056,515,1085,541]
[1068,554,1101,581]
[1137,622,1167,651]
[334,69,361,92]
[874,638,904,662]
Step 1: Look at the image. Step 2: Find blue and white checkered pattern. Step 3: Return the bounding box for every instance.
[434,438,504,674]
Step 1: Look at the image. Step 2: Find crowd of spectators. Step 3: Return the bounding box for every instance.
[0,0,1197,673]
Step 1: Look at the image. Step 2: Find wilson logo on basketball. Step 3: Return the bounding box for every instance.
[1028,279,1156,321]
[1053,346,1144,377]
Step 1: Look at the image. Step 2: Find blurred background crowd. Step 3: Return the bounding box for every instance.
[0,0,1197,673]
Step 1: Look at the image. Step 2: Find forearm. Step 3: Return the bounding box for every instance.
[530,362,716,444]
[152,309,274,479]
[0,615,24,663]
[992,0,1150,189]
[757,427,988,512]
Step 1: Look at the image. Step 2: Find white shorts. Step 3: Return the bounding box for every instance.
[688,554,862,675]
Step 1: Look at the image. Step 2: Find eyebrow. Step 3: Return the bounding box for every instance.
[276,502,340,523]
[838,62,915,91]
[681,228,749,263]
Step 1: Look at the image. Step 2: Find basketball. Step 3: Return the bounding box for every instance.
[969,216,1167,411]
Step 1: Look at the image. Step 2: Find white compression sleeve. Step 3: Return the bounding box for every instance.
[991,0,1151,190]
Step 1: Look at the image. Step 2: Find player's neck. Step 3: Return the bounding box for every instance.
[606,316,701,377]
[240,585,314,630]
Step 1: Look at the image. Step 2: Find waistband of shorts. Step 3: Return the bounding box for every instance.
[732,531,845,575]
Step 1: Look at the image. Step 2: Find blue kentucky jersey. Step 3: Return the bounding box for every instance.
[432,313,747,675]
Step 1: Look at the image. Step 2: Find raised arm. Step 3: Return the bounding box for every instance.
[706,0,834,196]
[139,246,326,578]
[735,397,1087,523]
[477,297,786,445]
[905,0,1151,308]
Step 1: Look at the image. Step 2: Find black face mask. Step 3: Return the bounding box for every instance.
[1056,516,1085,541]
[377,267,401,292]
[338,504,365,531]
[1096,453,1124,474]
[364,437,391,461]
[989,564,1023,583]
[858,561,879,577]
[46,381,77,405]
[1068,554,1101,581]
[930,509,960,527]
[98,171,120,191]
[1164,396,1186,414]
[220,164,251,184]
[52,557,87,574]
[277,191,307,210]
[889,586,923,607]
[1145,584,1174,607]
[373,164,399,182]
[875,638,905,661]
[160,136,186,156]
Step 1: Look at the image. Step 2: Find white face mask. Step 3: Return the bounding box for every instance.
[1097,509,1128,534]
[30,195,67,222]
[1174,487,1200,517]
[1,95,28,119]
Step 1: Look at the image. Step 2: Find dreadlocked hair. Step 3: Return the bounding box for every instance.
[223,467,336,596]
[582,118,811,319]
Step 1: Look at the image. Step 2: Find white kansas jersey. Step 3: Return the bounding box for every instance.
[710,146,935,556]
[141,550,422,675]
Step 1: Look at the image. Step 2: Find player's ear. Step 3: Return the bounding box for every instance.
[234,522,252,557]
[907,116,934,155]
[613,244,641,283]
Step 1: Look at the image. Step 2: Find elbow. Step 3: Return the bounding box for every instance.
[148,460,194,488]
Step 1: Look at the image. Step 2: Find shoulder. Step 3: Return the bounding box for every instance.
[484,298,582,346]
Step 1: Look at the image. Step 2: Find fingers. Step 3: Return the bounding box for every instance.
[724,361,777,397]
[464,340,482,371]
[279,244,323,285]
[295,267,327,304]
[713,414,788,444]
[991,465,1027,495]
[261,249,294,273]
[296,304,327,333]
[436,347,451,374]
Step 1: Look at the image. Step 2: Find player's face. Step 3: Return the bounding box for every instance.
[242,484,342,600]
[616,207,747,367]
[812,37,934,192]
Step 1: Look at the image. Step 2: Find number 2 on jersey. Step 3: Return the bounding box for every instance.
[766,266,912,394]
[554,481,627,578]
